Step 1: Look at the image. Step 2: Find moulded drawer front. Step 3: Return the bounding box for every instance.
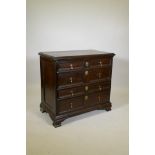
[57,86,84,99]
[58,96,83,114]
[84,81,111,93]
[84,91,110,107]
[57,71,83,87]
[57,57,112,72]
[57,59,83,71]
[84,67,111,82]
[90,57,112,67]
[97,91,110,103]
[83,93,99,106]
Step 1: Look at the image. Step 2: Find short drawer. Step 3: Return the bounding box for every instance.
[90,57,112,67]
[57,59,83,71]
[84,67,111,82]
[84,90,110,106]
[57,86,84,99]
[57,71,83,87]
[84,81,111,93]
[83,57,112,68]
[58,96,83,114]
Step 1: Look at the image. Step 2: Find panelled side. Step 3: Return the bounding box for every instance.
[40,56,56,117]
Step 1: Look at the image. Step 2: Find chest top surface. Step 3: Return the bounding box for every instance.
[39,50,115,60]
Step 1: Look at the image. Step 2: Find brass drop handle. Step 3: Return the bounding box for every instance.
[70,90,74,96]
[99,60,103,67]
[85,96,88,100]
[85,86,88,91]
[99,85,102,91]
[70,77,73,83]
[70,64,73,69]
[85,61,89,67]
[85,70,89,76]
[70,103,73,109]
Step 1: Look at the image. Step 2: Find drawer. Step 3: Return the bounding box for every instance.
[58,90,110,114]
[57,57,112,72]
[57,86,84,99]
[90,57,111,67]
[84,67,111,82]
[84,90,110,106]
[83,57,111,68]
[57,71,83,87]
[57,59,83,71]
[57,81,110,99]
[84,81,111,93]
[58,96,83,114]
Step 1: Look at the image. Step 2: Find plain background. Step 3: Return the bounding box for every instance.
[26,0,129,89]
[26,0,128,155]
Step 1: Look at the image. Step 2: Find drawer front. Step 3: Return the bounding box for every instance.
[57,56,112,72]
[58,96,83,114]
[90,57,112,67]
[83,57,112,68]
[57,71,83,87]
[84,81,111,93]
[84,90,110,106]
[58,67,111,87]
[84,67,111,82]
[58,89,110,114]
[57,59,83,71]
[58,86,84,99]
[57,81,111,99]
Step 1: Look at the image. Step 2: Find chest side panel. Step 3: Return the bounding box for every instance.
[40,57,56,114]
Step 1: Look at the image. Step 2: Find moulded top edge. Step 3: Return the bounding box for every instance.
[39,50,115,59]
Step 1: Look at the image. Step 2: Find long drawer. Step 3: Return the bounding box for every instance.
[57,81,111,99]
[57,66,111,88]
[56,56,112,72]
[57,89,110,114]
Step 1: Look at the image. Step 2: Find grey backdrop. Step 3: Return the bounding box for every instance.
[27,0,129,91]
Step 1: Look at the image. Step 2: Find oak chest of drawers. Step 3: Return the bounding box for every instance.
[39,50,115,127]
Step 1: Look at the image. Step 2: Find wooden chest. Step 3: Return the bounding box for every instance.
[39,50,115,127]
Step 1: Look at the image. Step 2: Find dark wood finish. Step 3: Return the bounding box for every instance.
[57,71,83,86]
[39,50,115,127]
[58,96,83,114]
[57,86,84,99]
